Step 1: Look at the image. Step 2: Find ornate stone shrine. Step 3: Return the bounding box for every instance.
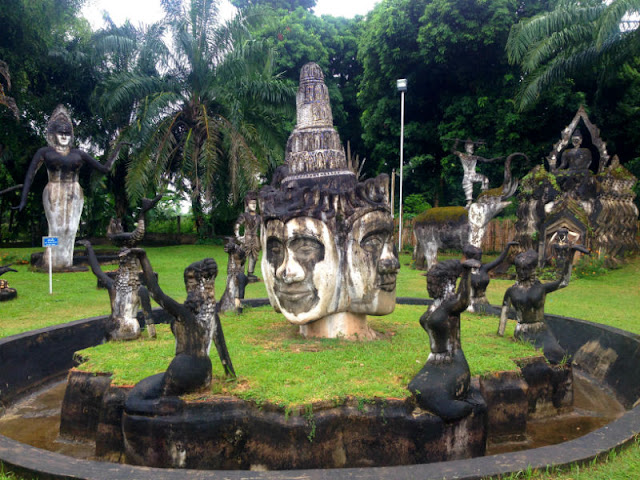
[259,63,399,339]
[515,106,639,265]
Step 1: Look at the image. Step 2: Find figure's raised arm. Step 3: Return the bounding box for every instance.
[483,241,518,273]
[77,240,112,290]
[80,141,130,174]
[125,247,185,319]
[477,155,504,164]
[0,184,22,196]
[14,148,47,211]
[452,259,481,313]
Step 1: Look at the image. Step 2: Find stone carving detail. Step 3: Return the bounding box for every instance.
[497,244,588,364]
[219,237,248,314]
[14,105,126,271]
[234,191,261,283]
[259,62,399,339]
[413,152,524,270]
[515,106,638,265]
[127,249,235,398]
[462,241,518,312]
[0,264,17,301]
[78,195,162,340]
[408,257,481,420]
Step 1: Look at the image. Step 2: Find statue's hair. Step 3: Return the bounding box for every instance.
[184,258,218,283]
[259,173,391,237]
[244,190,258,208]
[462,244,482,261]
[426,259,462,299]
[46,105,74,148]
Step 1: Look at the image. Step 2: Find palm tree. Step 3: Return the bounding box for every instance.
[507,0,640,110]
[99,0,294,234]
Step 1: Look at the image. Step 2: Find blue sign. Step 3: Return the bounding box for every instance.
[42,236,59,247]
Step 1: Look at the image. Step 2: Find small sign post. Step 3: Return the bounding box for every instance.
[42,236,59,294]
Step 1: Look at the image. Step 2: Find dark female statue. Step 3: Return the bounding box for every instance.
[127,249,235,397]
[462,241,518,312]
[498,245,588,364]
[0,264,17,301]
[77,195,162,340]
[408,257,481,421]
[14,105,126,271]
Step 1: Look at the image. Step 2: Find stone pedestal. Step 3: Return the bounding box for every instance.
[299,313,377,340]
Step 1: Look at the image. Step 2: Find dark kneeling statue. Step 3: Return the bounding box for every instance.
[0,264,17,301]
[498,244,588,364]
[126,249,235,404]
[408,257,481,421]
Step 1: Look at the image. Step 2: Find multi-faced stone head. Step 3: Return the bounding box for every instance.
[260,63,399,330]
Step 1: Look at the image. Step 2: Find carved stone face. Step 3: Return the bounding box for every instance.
[184,259,217,311]
[247,199,257,213]
[263,217,340,324]
[514,251,537,283]
[571,134,582,148]
[347,211,399,315]
[465,142,474,154]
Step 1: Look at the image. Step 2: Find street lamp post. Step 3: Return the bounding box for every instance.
[396,78,407,254]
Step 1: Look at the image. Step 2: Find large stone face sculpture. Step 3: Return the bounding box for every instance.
[515,106,638,265]
[0,264,17,301]
[78,195,162,340]
[259,63,399,339]
[497,244,587,364]
[234,191,261,283]
[15,105,125,271]
[408,257,480,420]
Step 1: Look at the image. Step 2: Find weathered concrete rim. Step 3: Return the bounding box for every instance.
[0,299,638,480]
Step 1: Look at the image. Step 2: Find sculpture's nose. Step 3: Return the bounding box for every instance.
[378,242,400,273]
[276,253,304,284]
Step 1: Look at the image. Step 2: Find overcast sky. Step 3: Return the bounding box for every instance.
[81,0,380,29]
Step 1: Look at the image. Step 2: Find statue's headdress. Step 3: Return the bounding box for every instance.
[46,105,74,148]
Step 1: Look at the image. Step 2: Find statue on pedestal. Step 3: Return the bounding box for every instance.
[558,130,592,172]
[78,194,162,340]
[234,191,261,283]
[128,249,235,397]
[14,105,126,271]
[408,257,480,420]
[497,244,588,364]
[452,139,502,208]
[259,63,399,340]
[0,264,17,301]
[219,237,248,314]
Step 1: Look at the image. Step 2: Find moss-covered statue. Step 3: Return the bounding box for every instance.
[259,63,399,340]
[0,264,17,301]
[14,105,127,271]
[408,257,480,421]
[497,244,588,364]
[77,195,162,340]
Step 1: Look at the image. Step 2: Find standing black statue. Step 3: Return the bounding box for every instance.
[128,249,235,397]
[234,191,261,283]
[218,237,248,314]
[462,241,518,312]
[0,264,17,301]
[498,245,588,364]
[78,194,162,340]
[408,257,481,421]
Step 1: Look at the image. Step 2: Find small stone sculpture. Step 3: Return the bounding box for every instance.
[78,195,162,340]
[497,245,588,364]
[462,241,518,312]
[558,130,592,172]
[129,248,235,396]
[0,264,17,301]
[408,257,481,421]
[260,62,399,339]
[14,105,126,271]
[234,191,261,283]
[452,139,502,208]
[218,237,248,314]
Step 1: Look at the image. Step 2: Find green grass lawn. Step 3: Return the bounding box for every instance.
[1,245,639,479]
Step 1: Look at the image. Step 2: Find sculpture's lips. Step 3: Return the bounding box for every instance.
[275,287,313,301]
[378,274,397,292]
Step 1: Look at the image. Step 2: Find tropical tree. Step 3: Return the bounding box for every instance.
[507,0,640,110]
[100,0,294,235]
